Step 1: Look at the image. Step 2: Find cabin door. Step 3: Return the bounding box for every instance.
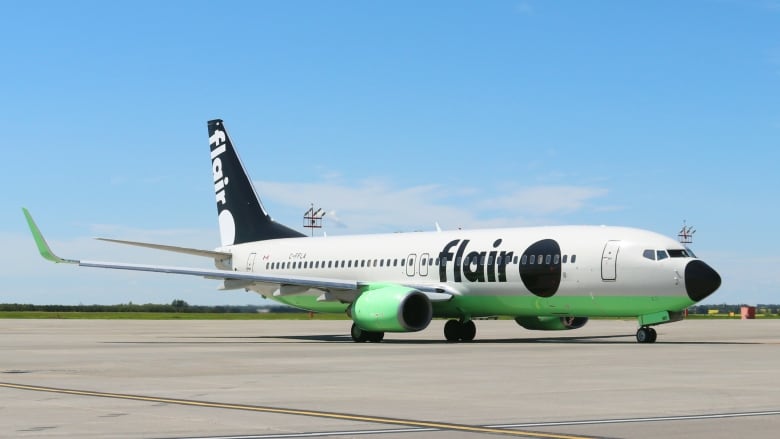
[601,241,620,281]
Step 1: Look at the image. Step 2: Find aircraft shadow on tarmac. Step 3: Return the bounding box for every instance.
[123,334,765,345]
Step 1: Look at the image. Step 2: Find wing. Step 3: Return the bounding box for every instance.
[22,209,454,303]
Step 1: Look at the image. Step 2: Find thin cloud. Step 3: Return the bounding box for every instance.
[483,186,610,215]
[256,179,609,233]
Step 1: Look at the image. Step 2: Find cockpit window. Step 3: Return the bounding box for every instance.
[668,248,695,258]
[656,250,668,261]
[642,249,655,260]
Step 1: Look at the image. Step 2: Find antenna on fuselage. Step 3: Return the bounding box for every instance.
[303,203,326,237]
[678,220,696,244]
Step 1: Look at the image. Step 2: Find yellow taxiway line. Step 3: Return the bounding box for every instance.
[1,381,593,439]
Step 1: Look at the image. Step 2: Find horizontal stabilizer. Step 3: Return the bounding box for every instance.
[97,238,231,260]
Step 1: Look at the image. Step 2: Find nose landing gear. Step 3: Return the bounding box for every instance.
[636,326,657,343]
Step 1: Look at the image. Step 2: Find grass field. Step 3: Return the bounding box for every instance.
[0,311,350,320]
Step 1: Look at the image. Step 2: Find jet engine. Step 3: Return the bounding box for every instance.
[352,285,432,332]
[515,316,588,331]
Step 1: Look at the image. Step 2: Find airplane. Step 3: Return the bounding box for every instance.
[23,119,722,344]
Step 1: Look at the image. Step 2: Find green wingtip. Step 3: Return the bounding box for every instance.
[22,208,74,264]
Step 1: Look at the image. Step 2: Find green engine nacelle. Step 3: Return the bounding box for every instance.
[352,285,432,332]
[515,316,589,331]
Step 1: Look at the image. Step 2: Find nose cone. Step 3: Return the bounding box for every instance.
[685,260,722,302]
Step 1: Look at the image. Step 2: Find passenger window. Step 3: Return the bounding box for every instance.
[521,255,527,265]
[400,259,405,266]
[421,258,427,266]
[571,255,577,263]
[513,256,518,264]
[379,259,384,267]
[545,255,551,264]
[348,260,352,268]
[562,254,568,263]
[554,254,560,264]
[656,250,668,261]
[643,249,655,260]
[529,255,535,265]
[429,258,434,266]
[537,255,543,265]
[361,260,365,267]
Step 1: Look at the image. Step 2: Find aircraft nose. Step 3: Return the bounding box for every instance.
[685,260,721,302]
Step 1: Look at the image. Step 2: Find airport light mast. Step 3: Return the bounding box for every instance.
[303,203,326,237]
[678,220,695,245]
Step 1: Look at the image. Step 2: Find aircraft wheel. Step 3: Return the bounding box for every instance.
[647,327,657,343]
[351,323,368,342]
[461,320,476,342]
[367,331,385,343]
[636,327,657,344]
[444,320,462,342]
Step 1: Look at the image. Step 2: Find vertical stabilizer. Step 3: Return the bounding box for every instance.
[208,119,305,245]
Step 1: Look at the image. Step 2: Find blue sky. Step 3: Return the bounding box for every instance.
[2,1,778,306]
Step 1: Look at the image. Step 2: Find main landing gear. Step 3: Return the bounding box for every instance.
[444,319,476,342]
[636,326,657,343]
[350,323,384,343]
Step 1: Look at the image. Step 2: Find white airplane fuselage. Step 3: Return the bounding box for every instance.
[223,225,700,319]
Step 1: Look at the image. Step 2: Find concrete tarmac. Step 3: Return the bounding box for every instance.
[1,318,779,438]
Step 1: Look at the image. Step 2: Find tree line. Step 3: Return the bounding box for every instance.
[0,301,305,313]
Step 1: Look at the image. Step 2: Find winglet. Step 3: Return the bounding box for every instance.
[22,208,78,264]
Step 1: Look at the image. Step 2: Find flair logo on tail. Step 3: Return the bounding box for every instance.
[206,119,305,245]
[209,123,236,245]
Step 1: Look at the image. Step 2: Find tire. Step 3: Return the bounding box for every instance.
[461,320,476,342]
[367,331,385,343]
[444,320,462,342]
[351,323,368,342]
[636,327,649,343]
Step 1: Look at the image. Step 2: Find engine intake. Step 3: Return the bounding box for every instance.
[352,285,432,332]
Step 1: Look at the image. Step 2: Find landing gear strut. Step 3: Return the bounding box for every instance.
[444,319,476,342]
[636,326,657,343]
[350,323,384,343]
